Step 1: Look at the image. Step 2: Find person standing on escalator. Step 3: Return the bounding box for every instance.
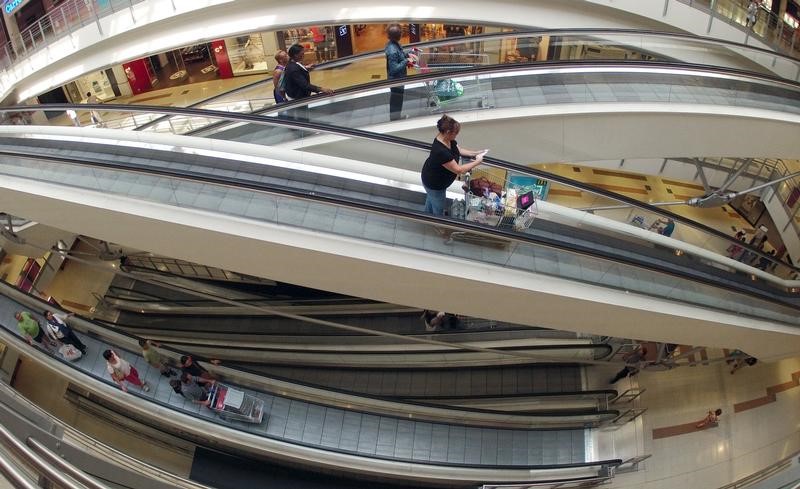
[283,44,334,122]
[272,50,289,104]
[44,310,87,355]
[384,23,417,121]
[421,115,487,216]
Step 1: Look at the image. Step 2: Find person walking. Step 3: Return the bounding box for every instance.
[421,114,487,216]
[66,109,80,127]
[384,23,416,121]
[84,92,104,126]
[282,43,333,122]
[15,311,43,346]
[103,349,150,393]
[44,310,87,355]
[284,44,333,100]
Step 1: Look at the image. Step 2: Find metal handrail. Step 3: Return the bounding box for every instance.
[0,422,103,489]
[674,0,800,60]
[610,388,646,404]
[0,453,38,489]
[717,449,800,489]
[4,61,800,276]
[25,438,122,489]
[3,138,799,322]
[135,26,800,131]
[0,382,215,489]
[27,438,108,489]
[0,0,148,70]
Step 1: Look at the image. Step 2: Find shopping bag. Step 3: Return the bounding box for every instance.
[434,79,463,100]
[58,344,83,362]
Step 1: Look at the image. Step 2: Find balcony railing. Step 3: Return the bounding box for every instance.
[1,0,800,82]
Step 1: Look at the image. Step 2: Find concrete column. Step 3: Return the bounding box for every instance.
[110,65,132,97]
[2,12,23,58]
[777,0,787,20]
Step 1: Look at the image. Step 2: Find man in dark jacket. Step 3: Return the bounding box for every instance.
[282,44,333,123]
[284,44,333,99]
[384,24,416,121]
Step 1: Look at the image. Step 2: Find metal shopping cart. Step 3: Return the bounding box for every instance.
[207,383,265,424]
[412,48,494,112]
[447,168,538,246]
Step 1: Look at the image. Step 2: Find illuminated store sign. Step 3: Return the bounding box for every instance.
[3,0,30,15]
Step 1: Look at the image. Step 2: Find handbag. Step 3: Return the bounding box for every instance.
[58,344,82,362]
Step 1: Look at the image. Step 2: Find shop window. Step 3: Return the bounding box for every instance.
[224,35,269,75]
[279,26,336,63]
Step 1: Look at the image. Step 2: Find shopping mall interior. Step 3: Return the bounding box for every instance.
[0,1,799,488]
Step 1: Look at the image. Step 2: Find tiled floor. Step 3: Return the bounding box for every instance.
[604,357,800,489]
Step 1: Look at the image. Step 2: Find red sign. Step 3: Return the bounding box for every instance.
[211,40,233,78]
[122,59,153,95]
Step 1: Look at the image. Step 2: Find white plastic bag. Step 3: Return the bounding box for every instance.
[58,344,82,362]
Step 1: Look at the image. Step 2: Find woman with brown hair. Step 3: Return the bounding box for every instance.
[420,115,487,215]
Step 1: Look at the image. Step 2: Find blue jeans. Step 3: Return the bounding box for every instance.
[423,186,447,216]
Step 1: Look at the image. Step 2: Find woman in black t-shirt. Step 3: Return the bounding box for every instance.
[421,115,487,215]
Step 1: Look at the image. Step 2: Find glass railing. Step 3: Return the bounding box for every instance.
[111,29,800,137]
[0,0,148,69]
[70,28,794,134]
[5,65,800,291]
[0,117,796,325]
[677,0,800,59]
[92,62,800,284]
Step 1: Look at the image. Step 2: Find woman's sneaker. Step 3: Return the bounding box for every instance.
[142,383,150,392]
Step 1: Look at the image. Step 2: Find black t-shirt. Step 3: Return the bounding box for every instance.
[421,138,460,190]
[181,362,208,377]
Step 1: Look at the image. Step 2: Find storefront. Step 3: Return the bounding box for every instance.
[54,22,513,101]
[65,69,118,102]
[277,26,337,63]
[224,34,270,76]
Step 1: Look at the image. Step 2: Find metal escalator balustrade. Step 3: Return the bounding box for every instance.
[0,421,109,489]
[131,29,800,134]
[0,380,214,489]
[20,62,799,283]
[0,283,625,486]
[1,69,800,286]
[0,95,798,323]
[0,141,798,329]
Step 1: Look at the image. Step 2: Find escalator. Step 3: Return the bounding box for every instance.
[0,43,798,356]
[0,281,623,486]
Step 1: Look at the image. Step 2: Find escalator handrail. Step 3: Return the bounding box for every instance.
[4,58,800,274]
[0,145,797,315]
[133,27,800,131]
[0,267,620,427]
[182,57,800,137]
[0,320,624,475]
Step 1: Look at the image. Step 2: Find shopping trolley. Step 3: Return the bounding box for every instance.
[447,168,538,246]
[207,383,265,424]
[411,48,494,112]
